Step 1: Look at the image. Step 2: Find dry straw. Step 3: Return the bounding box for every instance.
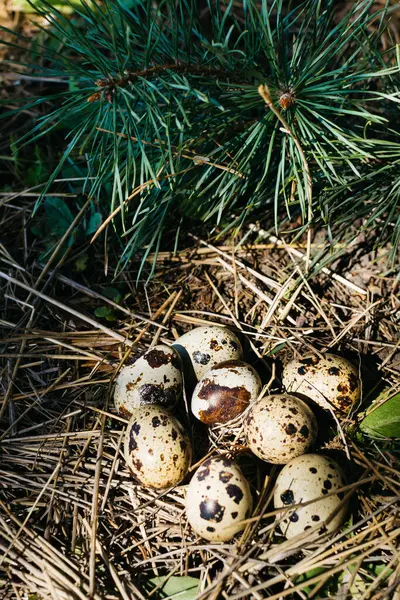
[0,217,399,599]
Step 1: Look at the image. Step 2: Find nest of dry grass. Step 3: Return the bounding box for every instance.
[0,198,399,599]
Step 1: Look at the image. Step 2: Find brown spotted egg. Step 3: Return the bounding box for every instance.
[274,454,348,539]
[244,394,318,463]
[114,345,182,416]
[186,456,253,541]
[191,361,262,425]
[282,353,361,414]
[172,326,243,380]
[124,405,191,489]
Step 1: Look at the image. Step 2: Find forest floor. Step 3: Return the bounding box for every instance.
[1,194,399,598]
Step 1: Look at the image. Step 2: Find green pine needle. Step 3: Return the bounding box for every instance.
[2,0,400,273]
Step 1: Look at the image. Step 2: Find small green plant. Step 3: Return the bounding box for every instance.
[31,195,102,261]
[2,0,400,275]
[147,576,199,600]
[360,391,400,439]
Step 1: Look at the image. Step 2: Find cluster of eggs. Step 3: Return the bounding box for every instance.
[115,326,361,542]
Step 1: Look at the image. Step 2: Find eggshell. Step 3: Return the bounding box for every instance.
[186,456,253,541]
[114,345,182,416]
[124,406,191,489]
[274,454,348,539]
[282,353,361,414]
[173,326,243,380]
[244,394,318,463]
[191,361,262,425]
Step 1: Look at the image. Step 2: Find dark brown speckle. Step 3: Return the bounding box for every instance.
[300,356,320,367]
[128,434,138,452]
[337,395,351,409]
[280,489,295,505]
[210,339,222,351]
[226,484,244,505]
[319,526,328,534]
[299,425,309,438]
[131,458,143,472]
[193,351,211,365]
[139,384,179,408]
[219,470,233,483]
[200,499,225,522]
[198,380,251,424]
[349,372,359,392]
[145,348,176,369]
[197,464,211,481]
[328,366,340,376]
[285,423,297,435]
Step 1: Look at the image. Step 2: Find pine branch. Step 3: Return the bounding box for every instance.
[2,0,400,274]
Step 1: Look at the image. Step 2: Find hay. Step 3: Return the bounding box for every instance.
[0,209,399,599]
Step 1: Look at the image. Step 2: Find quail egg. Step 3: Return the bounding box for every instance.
[282,353,361,414]
[124,405,191,489]
[186,456,253,542]
[114,344,182,416]
[274,454,348,539]
[173,326,243,380]
[191,361,262,425]
[244,394,318,463]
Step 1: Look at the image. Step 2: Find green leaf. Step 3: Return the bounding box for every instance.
[44,197,74,235]
[295,568,328,596]
[74,253,89,272]
[22,145,51,188]
[94,306,117,321]
[360,392,400,438]
[102,287,121,303]
[86,212,103,236]
[296,567,327,583]
[367,563,394,579]
[265,342,288,356]
[148,576,199,600]
[30,225,42,237]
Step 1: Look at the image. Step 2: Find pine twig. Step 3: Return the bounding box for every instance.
[258,84,313,272]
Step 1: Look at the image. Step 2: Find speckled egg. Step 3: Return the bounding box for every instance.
[124,406,191,489]
[274,454,348,539]
[244,394,318,463]
[282,353,361,414]
[191,361,262,425]
[186,456,253,542]
[114,345,182,416]
[173,326,243,380]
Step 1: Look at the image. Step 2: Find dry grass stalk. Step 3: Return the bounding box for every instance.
[0,202,399,598]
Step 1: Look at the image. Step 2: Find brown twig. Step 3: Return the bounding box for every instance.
[258,84,313,272]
